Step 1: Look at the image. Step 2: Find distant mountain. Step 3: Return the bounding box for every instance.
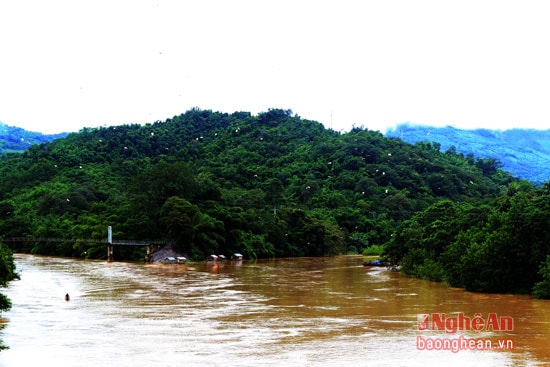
[0,121,67,154]
[385,124,550,184]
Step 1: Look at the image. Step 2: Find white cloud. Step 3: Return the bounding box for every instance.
[1,0,549,133]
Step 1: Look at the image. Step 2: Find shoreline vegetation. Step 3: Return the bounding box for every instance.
[0,242,18,350]
[0,108,548,299]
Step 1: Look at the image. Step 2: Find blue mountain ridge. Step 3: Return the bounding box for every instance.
[385,124,550,184]
[0,121,67,153]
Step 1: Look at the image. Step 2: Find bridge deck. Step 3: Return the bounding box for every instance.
[3,237,173,246]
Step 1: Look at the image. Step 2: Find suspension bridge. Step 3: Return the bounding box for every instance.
[2,226,173,262]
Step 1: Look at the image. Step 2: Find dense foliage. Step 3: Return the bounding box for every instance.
[0,242,17,350]
[385,181,550,297]
[1,108,548,296]
[0,243,17,311]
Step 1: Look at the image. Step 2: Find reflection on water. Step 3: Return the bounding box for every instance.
[0,255,548,366]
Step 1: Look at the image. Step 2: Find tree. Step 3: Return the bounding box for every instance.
[159,196,200,254]
[0,242,18,350]
[476,157,502,176]
[264,178,284,208]
[129,161,198,215]
[193,213,226,259]
[533,256,550,299]
[0,242,17,309]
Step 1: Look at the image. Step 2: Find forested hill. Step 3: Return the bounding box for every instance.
[2,108,550,297]
[0,121,67,154]
[385,124,550,184]
[0,108,514,260]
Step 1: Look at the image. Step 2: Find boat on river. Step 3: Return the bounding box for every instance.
[363,259,387,267]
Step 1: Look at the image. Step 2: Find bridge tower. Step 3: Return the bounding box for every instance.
[107,226,113,262]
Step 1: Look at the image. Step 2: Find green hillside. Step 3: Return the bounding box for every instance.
[1,109,549,297]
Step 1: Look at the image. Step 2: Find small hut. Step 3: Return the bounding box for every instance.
[231,253,244,261]
[207,254,218,262]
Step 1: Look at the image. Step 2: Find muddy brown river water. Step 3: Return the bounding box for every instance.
[0,254,548,366]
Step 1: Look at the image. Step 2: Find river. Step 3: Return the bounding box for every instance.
[0,254,548,366]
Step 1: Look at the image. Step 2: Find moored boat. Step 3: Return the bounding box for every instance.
[363,259,387,267]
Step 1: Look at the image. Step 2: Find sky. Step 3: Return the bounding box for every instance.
[1,0,549,134]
